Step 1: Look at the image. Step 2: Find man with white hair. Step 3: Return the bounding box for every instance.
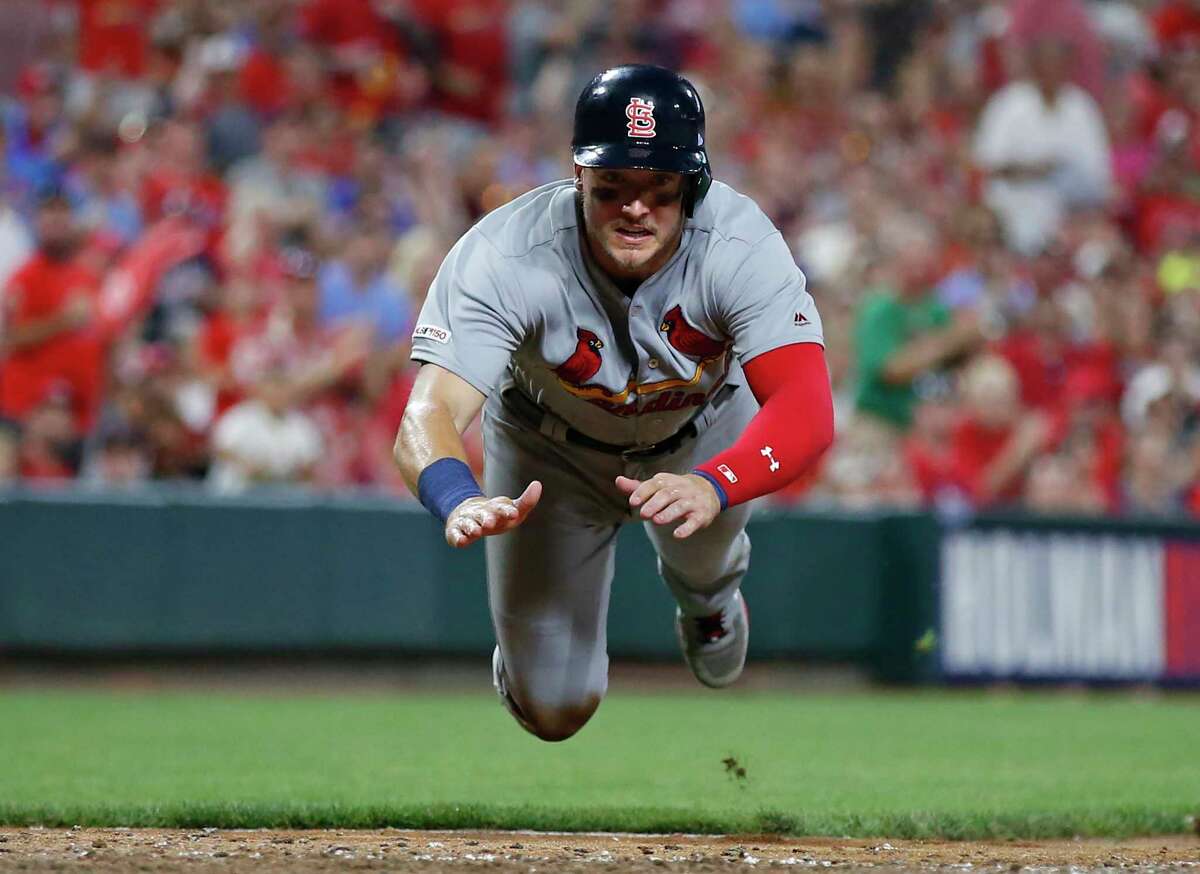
[974,38,1112,255]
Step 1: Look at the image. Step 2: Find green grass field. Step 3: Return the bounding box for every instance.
[0,689,1196,839]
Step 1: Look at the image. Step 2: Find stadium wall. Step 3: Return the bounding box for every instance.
[0,489,1197,684]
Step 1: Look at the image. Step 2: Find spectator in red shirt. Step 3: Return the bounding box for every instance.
[140,120,227,232]
[903,387,959,504]
[409,0,507,125]
[77,0,160,78]
[298,0,430,125]
[0,190,104,431]
[950,353,1058,507]
[16,383,82,480]
[1007,0,1106,99]
[1153,0,1200,52]
[239,1,295,118]
[193,278,266,417]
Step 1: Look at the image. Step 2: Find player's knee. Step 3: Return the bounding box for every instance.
[525,691,600,739]
[516,693,603,743]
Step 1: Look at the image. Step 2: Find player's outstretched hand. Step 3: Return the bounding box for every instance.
[616,473,721,539]
[445,480,542,548]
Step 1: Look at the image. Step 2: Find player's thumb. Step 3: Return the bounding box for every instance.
[614,475,640,495]
[514,480,542,517]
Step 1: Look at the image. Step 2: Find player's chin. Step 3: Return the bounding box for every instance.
[605,236,660,268]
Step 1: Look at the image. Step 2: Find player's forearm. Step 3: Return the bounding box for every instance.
[693,343,834,508]
[394,398,475,495]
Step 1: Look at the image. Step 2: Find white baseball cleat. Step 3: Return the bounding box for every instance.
[675,590,749,689]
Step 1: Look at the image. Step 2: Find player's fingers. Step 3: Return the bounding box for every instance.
[652,498,691,526]
[484,499,528,533]
[446,523,473,548]
[514,480,542,517]
[672,517,700,539]
[614,475,642,496]
[672,509,707,539]
[628,477,667,508]
[473,507,500,530]
[638,487,677,519]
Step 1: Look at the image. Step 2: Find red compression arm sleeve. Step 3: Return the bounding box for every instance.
[693,342,834,509]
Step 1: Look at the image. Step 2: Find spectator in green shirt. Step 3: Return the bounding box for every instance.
[853,228,986,431]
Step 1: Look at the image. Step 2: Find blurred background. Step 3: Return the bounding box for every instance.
[0,0,1197,687]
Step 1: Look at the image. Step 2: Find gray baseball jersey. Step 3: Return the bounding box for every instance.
[409,177,824,742]
[410,179,823,447]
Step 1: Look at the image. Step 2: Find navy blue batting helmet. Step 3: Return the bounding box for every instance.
[572,65,712,217]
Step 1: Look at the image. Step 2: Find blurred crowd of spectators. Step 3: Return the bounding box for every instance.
[1,0,1199,519]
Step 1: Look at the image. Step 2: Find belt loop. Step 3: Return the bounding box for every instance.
[540,415,569,442]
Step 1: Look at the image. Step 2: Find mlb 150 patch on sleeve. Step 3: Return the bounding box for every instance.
[413,325,452,344]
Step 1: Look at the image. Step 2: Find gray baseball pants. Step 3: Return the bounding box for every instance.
[480,387,756,741]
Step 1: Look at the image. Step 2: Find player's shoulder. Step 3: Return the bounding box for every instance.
[687,181,780,249]
[468,179,577,261]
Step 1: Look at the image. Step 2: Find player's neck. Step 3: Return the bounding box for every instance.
[580,222,683,298]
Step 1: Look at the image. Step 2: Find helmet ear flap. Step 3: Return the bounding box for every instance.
[685,165,712,218]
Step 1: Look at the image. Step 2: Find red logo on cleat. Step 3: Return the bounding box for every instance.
[626,98,656,138]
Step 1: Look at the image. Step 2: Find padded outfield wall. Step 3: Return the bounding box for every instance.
[0,487,1197,684]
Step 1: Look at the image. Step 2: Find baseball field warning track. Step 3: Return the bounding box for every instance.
[0,829,1197,872]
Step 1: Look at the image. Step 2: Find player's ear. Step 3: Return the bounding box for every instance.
[573,164,584,191]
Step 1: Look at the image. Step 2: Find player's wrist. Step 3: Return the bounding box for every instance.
[418,457,485,523]
[689,469,728,512]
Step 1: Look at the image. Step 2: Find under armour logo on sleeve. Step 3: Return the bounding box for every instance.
[760,446,780,472]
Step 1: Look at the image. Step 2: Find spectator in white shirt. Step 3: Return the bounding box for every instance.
[974,38,1113,255]
[208,365,323,494]
[0,191,32,289]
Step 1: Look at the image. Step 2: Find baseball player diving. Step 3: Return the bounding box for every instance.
[395,65,834,741]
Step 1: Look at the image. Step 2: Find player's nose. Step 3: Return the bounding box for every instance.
[621,197,651,220]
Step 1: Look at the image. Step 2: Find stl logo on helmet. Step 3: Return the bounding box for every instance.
[625,97,656,138]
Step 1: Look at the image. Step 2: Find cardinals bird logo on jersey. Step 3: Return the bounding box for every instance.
[659,305,727,361]
[553,327,605,387]
[550,309,730,416]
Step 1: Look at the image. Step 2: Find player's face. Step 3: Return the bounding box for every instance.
[576,167,686,283]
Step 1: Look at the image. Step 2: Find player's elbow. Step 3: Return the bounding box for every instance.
[815,399,835,456]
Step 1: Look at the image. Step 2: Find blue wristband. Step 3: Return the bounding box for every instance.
[418,457,485,523]
[691,469,729,511]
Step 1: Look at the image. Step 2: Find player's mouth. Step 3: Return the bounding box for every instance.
[613,225,654,245]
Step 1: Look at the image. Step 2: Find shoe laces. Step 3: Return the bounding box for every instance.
[693,611,728,644]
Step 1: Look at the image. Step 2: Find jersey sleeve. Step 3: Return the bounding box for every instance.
[714,231,824,364]
[409,232,528,397]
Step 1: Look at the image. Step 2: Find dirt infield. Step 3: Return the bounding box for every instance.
[0,829,1196,872]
